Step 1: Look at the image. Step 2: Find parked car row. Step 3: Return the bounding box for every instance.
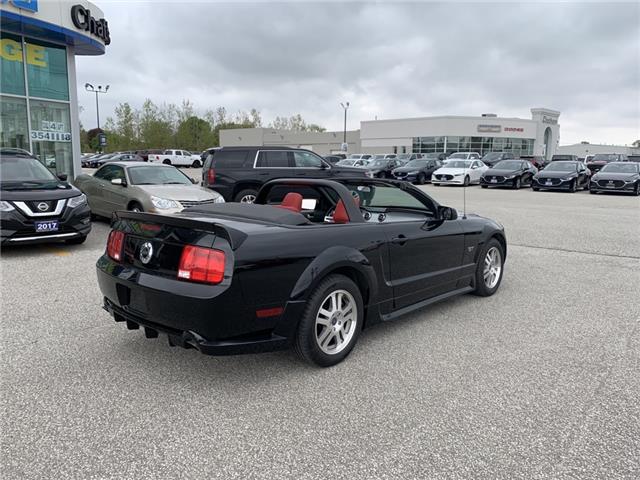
[82,149,204,168]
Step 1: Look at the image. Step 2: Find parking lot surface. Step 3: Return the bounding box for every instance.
[2,175,639,479]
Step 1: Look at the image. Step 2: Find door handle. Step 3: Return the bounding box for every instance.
[391,234,407,245]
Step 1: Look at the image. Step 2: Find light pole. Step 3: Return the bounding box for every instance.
[85,83,109,130]
[340,102,350,146]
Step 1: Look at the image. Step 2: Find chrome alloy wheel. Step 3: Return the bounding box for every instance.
[240,194,256,203]
[483,246,502,289]
[315,289,357,355]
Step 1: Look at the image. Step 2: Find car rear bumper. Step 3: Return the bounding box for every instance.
[97,256,306,355]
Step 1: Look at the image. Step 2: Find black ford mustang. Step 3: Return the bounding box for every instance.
[97,178,507,366]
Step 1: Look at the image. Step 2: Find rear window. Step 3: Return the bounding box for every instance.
[213,150,248,168]
[256,151,290,168]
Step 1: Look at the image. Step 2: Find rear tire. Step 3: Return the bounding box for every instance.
[294,274,363,367]
[234,188,258,203]
[473,238,505,297]
[162,159,171,165]
[191,160,202,168]
[66,235,87,245]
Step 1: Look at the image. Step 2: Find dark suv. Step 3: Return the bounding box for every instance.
[585,153,628,173]
[201,146,366,202]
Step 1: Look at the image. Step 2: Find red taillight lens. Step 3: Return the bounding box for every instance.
[207,168,215,185]
[178,245,225,284]
[107,230,125,261]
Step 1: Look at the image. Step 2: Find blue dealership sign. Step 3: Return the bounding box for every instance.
[1,0,38,13]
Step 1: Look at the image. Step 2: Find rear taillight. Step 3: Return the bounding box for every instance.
[107,230,125,261]
[178,245,225,284]
[207,168,215,185]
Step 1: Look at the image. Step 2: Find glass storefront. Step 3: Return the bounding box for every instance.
[412,136,535,157]
[0,33,73,176]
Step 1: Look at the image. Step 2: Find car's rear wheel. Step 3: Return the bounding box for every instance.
[473,238,505,297]
[294,274,363,367]
[66,235,87,245]
[234,189,258,203]
[162,159,171,165]
[191,160,201,168]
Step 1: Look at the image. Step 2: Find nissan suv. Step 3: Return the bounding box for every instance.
[201,146,366,203]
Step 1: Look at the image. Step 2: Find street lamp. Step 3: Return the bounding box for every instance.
[84,83,109,130]
[340,102,350,146]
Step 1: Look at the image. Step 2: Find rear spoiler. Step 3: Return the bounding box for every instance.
[112,211,248,250]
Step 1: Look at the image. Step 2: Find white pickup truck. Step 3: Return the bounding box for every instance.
[148,149,202,167]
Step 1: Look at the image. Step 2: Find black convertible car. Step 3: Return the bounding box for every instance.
[97,178,507,366]
[589,162,640,195]
[532,161,591,192]
[480,159,538,189]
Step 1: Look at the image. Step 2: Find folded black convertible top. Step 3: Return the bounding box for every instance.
[183,203,311,226]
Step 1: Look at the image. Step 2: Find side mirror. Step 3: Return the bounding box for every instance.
[111,178,126,187]
[438,206,458,221]
[57,173,68,181]
[320,162,330,169]
[191,177,198,184]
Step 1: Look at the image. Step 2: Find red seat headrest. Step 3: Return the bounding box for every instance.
[276,192,303,213]
[333,199,350,223]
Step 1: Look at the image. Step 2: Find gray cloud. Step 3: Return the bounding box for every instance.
[77,1,640,145]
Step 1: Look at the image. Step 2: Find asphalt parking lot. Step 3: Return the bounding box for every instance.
[2,171,639,479]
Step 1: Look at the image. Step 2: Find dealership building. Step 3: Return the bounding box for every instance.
[221,108,562,160]
[1,0,108,177]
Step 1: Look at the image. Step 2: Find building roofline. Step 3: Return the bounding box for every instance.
[360,115,538,124]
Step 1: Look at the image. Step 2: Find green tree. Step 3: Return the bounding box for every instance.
[175,116,215,151]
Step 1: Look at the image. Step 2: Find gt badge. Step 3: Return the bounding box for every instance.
[139,242,153,264]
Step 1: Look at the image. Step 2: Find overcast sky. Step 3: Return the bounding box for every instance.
[76,1,640,146]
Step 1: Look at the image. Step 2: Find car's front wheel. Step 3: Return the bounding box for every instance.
[513,177,521,190]
[294,274,363,367]
[473,238,505,297]
[463,175,470,187]
[417,173,426,185]
[128,202,144,212]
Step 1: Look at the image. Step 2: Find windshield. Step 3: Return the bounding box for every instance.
[405,160,428,168]
[396,154,410,160]
[482,152,502,161]
[493,160,523,170]
[600,163,639,173]
[370,159,387,166]
[591,154,618,162]
[444,160,472,169]
[544,162,576,172]
[128,166,192,185]
[337,160,356,167]
[424,153,440,159]
[448,153,467,159]
[1,157,58,188]
[346,184,431,212]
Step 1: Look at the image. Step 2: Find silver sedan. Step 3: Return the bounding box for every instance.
[74,162,224,217]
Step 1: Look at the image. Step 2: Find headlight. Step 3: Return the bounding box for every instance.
[0,200,15,212]
[214,195,225,204]
[151,196,179,210]
[67,194,87,208]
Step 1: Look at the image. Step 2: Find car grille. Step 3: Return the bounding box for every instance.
[597,180,624,188]
[435,174,453,181]
[539,178,561,185]
[486,176,505,183]
[178,199,217,208]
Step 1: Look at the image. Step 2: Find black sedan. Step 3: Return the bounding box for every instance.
[392,158,442,184]
[589,162,640,195]
[480,160,538,189]
[1,154,91,245]
[361,158,401,178]
[97,177,507,366]
[532,161,591,192]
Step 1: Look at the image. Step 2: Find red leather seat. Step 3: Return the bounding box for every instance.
[333,200,350,224]
[276,192,303,213]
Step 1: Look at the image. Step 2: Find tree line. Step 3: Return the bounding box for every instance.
[80,99,326,153]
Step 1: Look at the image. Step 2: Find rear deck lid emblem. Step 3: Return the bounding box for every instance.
[139,242,154,264]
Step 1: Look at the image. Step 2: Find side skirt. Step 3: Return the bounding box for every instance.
[380,286,474,322]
